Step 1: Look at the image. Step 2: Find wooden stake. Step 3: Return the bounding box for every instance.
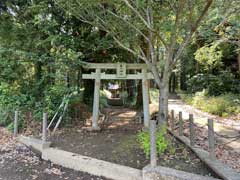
[208,119,215,160]
[150,120,157,167]
[171,110,175,131]
[179,111,183,136]
[14,111,18,137]
[189,114,195,147]
[42,113,48,142]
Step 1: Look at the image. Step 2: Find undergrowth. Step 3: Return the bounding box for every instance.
[179,90,240,117]
[137,125,169,158]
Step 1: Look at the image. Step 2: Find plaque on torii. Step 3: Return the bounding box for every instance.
[117,63,126,78]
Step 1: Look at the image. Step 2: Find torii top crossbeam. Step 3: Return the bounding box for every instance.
[82,63,153,80]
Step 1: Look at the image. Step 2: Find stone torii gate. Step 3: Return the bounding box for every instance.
[82,63,154,130]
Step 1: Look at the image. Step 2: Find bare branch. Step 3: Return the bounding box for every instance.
[172,0,213,65]
[122,0,151,29]
[146,4,155,64]
[112,36,146,61]
[187,0,194,30]
[156,32,168,50]
[106,9,150,43]
[191,0,213,32]
[139,47,148,62]
[169,0,186,49]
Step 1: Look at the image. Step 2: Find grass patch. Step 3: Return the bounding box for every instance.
[179,90,240,117]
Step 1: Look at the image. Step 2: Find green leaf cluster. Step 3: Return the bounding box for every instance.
[137,126,168,158]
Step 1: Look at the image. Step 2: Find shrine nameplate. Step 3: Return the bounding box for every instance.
[117,63,127,78]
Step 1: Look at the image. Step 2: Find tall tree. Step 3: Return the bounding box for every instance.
[56,0,213,125]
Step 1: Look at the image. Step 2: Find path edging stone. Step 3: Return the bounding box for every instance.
[168,130,240,180]
[17,135,51,152]
[42,148,142,180]
[143,165,220,180]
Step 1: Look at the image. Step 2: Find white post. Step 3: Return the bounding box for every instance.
[42,112,48,142]
[142,68,150,128]
[92,68,101,130]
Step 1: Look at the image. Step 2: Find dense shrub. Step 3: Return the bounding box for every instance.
[187,71,240,96]
[180,91,240,117]
[195,42,223,70]
[99,90,110,109]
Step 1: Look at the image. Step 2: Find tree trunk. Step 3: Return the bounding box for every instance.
[83,79,94,106]
[169,72,176,93]
[35,61,43,100]
[77,67,82,94]
[238,48,240,74]
[180,58,187,91]
[66,72,70,89]
[126,79,135,97]
[158,81,169,127]
[136,80,143,108]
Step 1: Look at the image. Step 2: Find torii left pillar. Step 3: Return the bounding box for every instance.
[92,68,101,130]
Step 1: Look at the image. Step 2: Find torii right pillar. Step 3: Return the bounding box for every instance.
[142,69,150,128]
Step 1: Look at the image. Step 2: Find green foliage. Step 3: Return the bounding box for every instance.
[187,71,240,96]
[99,90,110,109]
[6,114,25,133]
[150,88,159,104]
[0,0,239,131]
[7,122,14,132]
[43,84,69,116]
[137,126,168,158]
[195,42,223,70]
[180,91,240,117]
[0,0,132,127]
[179,0,240,93]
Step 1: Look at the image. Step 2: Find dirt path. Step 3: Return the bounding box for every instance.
[166,95,240,172]
[0,127,110,180]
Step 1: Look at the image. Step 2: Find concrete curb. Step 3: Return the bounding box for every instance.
[17,135,51,152]
[143,165,220,180]
[42,148,142,180]
[168,130,240,180]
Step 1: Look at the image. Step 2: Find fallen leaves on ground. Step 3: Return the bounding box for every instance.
[44,167,65,176]
[181,122,240,172]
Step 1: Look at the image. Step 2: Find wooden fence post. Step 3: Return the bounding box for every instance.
[179,111,183,136]
[150,120,157,167]
[14,111,18,137]
[189,114,195,147]
[42,112,48,142]
[208,119,215,160]
[171,110,175,131]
